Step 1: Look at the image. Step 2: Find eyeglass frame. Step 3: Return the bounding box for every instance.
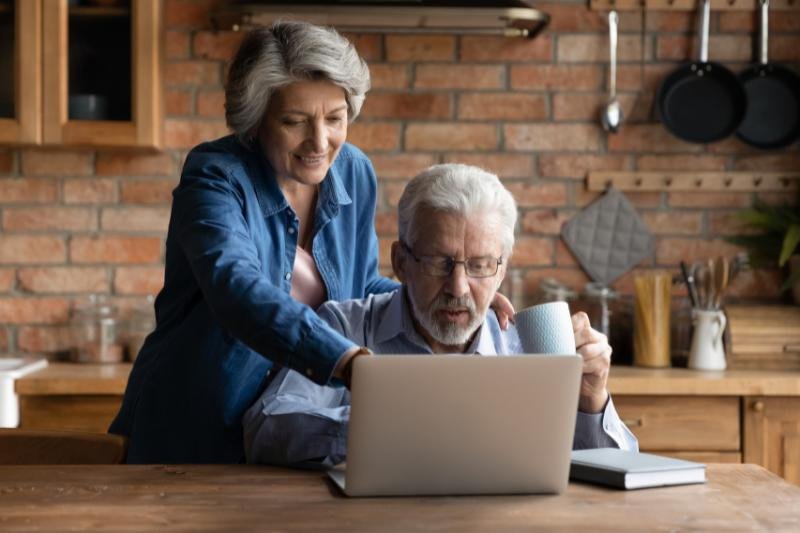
[399,241,504,279]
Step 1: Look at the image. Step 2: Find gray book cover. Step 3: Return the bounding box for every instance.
[570,448,706,490]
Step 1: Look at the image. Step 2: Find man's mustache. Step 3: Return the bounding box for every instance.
[430,295,476,314]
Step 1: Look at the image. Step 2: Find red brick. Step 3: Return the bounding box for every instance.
[555,240,582,268]
[0,269,15,292]
[771,36,800,61]
[442,153,533,179]
[166,88,193,116]
[18,267,108,294]
[552,93,639,122]
[193,31,243,61]
[378,237,393,267]
[347,122,401,151]
[641,212,703,235]
[460,35,551,62]
[645,12,694,32]
[724,268,783,300]
[414,65,504,90]
[342,33,383,62]
[707,136,765,155]
[509,237,554,267]
[718,12,756,32]
[385,35,454,61]
[558,35,648,63]
[20,150,93,176]
[505,124,601,152]
[405,123,497,151]
[668,192,753,209]
[521,209,574,235]
[458,93,547,121]
[120,179,177,204]
[370,154,438,180]
[165,0,214,29]
[17,326,73,354]
[523,269,589,299]
[164,119,230,149]
[0,327,7,352]
[383,182,407,207]
[196,90,226,118]
[0,150,13,174]
[361,93,451,120]
[70,236,162,264]
[658,35,751,62]
[541,2,606,31]
[773,15,800,32]
[505,182,568,207]
[608,124,702,153]
[164,61,220,86]
[2,207,95,232]
[637,155,727,171]
[114,266,165,295]
[166,30,190,59]
[656,238,743,266]
[708,211,753,236]
[616,64,675,92]
[101,207,171,232]
[369,64,409,90]
[0,297,70,324]
[63,178,118,204]
[539,154,629,179]
[510,65,602,91]
[0,236,66,264]
[0,179,58,203]
[96,152,175,176]
[733,154,800,171]
[374,211,398,236]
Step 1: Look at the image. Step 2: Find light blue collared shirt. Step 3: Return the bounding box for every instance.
[243,289,638,467]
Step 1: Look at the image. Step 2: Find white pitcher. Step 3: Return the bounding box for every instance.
[688,309,727,371]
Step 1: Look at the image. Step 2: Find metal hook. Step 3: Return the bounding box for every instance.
[695,178,703,188]
[664,177,673,187]
[753,176,763,187]
[634,177,643,187]
[723,177,733,188]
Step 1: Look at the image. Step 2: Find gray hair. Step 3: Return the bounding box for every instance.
[398,164,518,257]
[225,21,370,145]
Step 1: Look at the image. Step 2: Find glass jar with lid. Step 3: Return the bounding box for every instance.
[576,282,633,366]
[531,277,576,305]
[125,294,155,362]
[69,294,124,363]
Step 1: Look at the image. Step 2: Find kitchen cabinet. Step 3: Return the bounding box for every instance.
[0,0,162,148]
[744,396,800,485]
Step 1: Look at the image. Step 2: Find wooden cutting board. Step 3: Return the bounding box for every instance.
[725,305,800,370]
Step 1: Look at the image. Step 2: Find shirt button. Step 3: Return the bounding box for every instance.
[306,368,313,377]
[285,272,292,281]
[288,227,295,234]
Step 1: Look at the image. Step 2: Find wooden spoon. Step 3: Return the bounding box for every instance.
[713,256,729,309]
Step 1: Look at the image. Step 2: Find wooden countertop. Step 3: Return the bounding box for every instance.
[15,362,800,396]
[0,464,797,531]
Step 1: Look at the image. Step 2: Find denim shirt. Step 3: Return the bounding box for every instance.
[109,135,398,463]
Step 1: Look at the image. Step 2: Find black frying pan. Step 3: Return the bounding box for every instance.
[737,0,800,149]
[657,0,747,144]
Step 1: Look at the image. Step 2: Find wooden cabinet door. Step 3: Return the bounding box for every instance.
[41,0,162,148]
[0,0,42,144]
[744,397,800,485]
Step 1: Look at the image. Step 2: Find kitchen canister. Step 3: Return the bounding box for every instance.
[633,273,672,368]
[69,294,124,364]
[688,309,727,370]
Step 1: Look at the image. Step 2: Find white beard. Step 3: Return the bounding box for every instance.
[407,289,485,347]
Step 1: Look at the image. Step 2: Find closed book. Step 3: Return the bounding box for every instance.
[570,448,706,490]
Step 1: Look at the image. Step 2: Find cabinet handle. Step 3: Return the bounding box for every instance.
[622,418,643,427]
[752,401,765,412]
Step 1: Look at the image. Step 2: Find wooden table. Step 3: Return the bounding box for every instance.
[0,464,798,531]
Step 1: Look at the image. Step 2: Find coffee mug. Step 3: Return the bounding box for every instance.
[514,301,576,355]
[688,309,727,371]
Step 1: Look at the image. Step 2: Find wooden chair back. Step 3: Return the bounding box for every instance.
[0,429,128,464]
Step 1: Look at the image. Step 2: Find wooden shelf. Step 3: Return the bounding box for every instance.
[590,0,800,11]
[587,171,800,191]
[68,6,129,17]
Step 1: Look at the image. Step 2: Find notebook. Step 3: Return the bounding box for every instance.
[570,448,707,490]
[327,353,583,497]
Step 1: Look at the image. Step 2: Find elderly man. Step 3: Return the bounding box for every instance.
[243,163,638,467]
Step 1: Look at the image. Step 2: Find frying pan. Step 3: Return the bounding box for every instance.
[736,0,800,149]
[657,0,747,144]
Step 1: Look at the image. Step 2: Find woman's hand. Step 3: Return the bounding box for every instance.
[490,291,515,331]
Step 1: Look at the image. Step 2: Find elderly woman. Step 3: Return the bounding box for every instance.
[110,21,510,464]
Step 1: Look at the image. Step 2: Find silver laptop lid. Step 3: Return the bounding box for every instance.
[342,354,582,496]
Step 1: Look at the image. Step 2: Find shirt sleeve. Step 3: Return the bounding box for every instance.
[242,366,350,468]
[572,394,639,452]
[172,159,355,385]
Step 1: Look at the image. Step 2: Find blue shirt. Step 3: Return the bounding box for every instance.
[243,289,639,467]
[109,135,398,463]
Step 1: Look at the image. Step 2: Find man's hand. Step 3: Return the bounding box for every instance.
[490,291,515,331]
[572,311,611,414]
[332,346,372,389]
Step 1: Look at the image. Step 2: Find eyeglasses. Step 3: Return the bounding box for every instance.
[400,242,503,278]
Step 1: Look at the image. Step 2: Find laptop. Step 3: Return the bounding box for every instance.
[326,353,582,497]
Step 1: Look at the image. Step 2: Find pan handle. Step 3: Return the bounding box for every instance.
[608,10,619,100]
[759,0,769,66]
[699,0,710,63]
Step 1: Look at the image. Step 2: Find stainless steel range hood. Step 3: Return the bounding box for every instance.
[213,1,550,38]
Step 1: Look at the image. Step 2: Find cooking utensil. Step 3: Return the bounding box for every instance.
[692,262,709,309]
[601,9,623,134]
[657,0,747,143]
[736,0,800,149]
[713,256,729,309]
[680,260,699,308]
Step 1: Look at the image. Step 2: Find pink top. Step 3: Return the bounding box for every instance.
[290,246,327,309]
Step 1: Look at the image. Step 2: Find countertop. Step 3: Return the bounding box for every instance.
[14,362,800,396]
[0,464,797,531]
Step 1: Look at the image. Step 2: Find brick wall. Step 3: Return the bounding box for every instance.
[0,0,798,357]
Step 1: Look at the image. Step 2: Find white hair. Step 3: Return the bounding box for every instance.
[225,21,370,145]
[398,164,518,257]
